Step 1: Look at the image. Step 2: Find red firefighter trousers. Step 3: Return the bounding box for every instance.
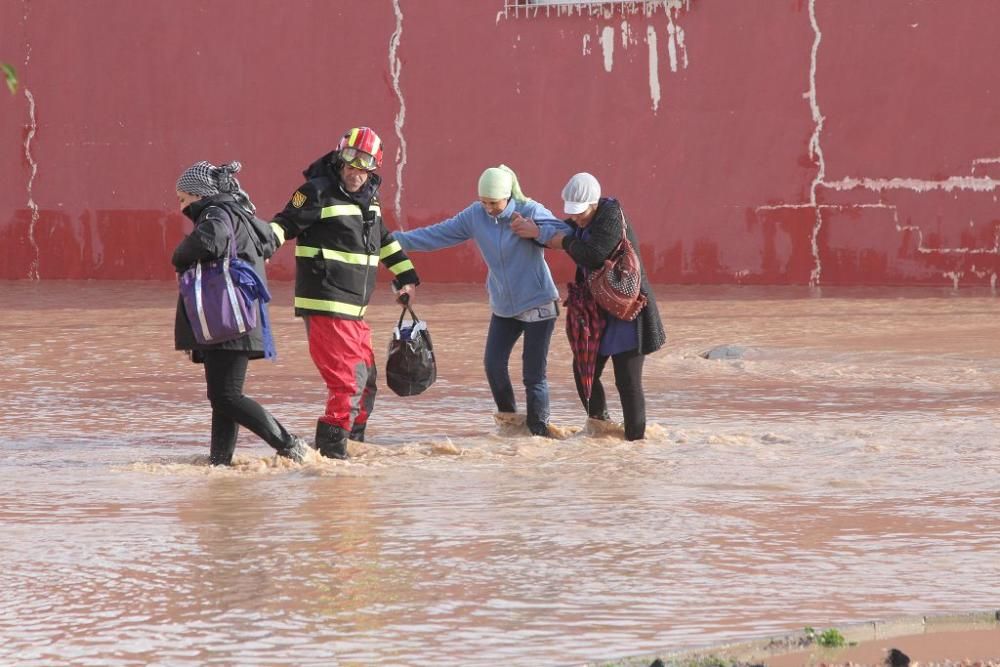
[306,315,377,432]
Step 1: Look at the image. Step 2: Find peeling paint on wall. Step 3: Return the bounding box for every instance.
[599,25,615,71]
[502,1,688,21]
[825,176,1000,193]
[502,2,690,114]
[806,0,825,287]
[646,25,660,112]
[758,1,1000,288]
[390,0,407,225]
[24,88,39,281]
[971,157,1000,170]
[666,10,687,71]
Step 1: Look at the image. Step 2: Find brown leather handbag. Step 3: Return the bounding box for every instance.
[586,217,647,321]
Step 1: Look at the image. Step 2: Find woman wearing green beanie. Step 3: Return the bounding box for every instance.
[393,165,571,437]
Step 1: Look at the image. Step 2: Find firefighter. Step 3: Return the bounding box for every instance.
[269,127,419,460]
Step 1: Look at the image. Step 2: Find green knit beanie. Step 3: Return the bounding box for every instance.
[477,164,529,202]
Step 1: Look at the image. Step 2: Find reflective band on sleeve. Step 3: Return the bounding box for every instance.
[379,240,403,259]
[388,259,414,275]
[295,245,378,266]
[270,222,286,246]
[294,297,367,318]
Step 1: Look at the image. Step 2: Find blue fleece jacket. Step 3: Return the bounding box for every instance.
[394,199,572,318]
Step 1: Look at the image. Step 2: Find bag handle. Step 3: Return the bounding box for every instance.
[616,211,628,242]
[224,214,239,261]
[205,206,239,262]
[396,298,422,330]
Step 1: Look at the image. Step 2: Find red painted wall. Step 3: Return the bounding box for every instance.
[3,1,999,286]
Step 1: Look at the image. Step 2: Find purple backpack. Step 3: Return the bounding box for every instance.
[179,217,258,345]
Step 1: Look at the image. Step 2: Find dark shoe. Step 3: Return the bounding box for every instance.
[315,420,349,460]
[349,422,367,443]
[276,436,312,464]
[528,422,552,438]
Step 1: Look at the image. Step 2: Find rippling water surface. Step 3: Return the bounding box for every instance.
[2,281,999,666]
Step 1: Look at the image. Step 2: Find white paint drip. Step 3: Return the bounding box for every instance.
[620,20,631,48]
[666,13,678,72]
[647,25,660,112]
[824,176,1000,193]
[666,23,679,72]
[806,0,825,287]
[675,20,688,68]
[24,88,39,281]
[599,26,614,71]
[582,33,592,55]
[389,0,407,226]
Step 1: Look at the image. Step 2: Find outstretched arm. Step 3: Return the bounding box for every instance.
[394,206,474,252]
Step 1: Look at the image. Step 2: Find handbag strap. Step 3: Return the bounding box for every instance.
[397,302,421,329]
[223,214,239,261]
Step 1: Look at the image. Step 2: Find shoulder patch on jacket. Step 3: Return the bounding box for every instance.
[291,190,307,208]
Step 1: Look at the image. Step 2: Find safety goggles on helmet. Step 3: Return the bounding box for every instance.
[340,147,379,171]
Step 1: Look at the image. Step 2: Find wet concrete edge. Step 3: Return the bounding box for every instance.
[592,609,1000,667]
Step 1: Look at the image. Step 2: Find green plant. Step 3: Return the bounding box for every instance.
[804,625,847,648]
[2,62,16,94]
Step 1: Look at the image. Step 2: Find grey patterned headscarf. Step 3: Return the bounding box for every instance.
[176,160,256,214]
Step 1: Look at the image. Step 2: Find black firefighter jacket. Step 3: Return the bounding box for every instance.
[270,152,420,320]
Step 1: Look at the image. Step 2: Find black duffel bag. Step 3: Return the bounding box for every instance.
[386,300,436,396]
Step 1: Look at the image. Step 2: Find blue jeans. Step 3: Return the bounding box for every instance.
[484,314,556,435]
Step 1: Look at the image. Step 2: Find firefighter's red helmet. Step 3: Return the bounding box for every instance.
[337,127,383,171]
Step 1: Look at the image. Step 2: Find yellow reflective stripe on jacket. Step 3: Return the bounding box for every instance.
[320,204,382,219]
[294,297,367,317]
[388,259,415,275]
[379,240,403,259]
[295,245,378,266]
[270,221,286,246]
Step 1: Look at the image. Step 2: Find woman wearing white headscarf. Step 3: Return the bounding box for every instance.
[393,165,571,437]
[525,172,665,440]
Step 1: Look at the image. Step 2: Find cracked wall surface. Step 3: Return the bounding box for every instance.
[2,0,999,286]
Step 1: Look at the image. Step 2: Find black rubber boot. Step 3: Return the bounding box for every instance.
[315,421,349,460]
[349,422,367,443]
[275,435,312,463]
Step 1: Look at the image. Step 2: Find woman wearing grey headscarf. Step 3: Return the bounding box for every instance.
[172,160,312,465]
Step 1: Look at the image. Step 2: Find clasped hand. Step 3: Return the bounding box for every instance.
[510,213,540,239]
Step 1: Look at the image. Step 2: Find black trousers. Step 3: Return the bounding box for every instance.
[573,348,647,441]
[202,350,293,465]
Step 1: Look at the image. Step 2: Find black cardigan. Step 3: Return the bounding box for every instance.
[560,197,666,355]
